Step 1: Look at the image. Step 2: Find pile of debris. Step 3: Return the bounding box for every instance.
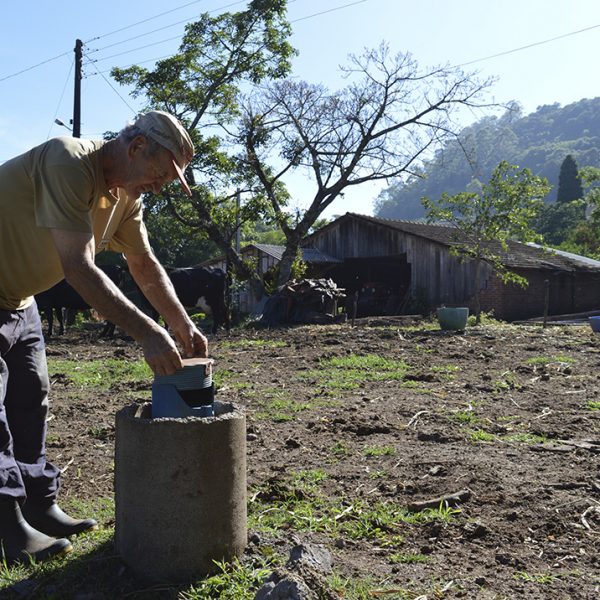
[260,279,346,327]
[254,541,337,600]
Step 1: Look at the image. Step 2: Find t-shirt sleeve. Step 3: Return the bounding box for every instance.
[107,198,151,255]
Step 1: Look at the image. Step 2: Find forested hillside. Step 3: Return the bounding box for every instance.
[374,97,600,220]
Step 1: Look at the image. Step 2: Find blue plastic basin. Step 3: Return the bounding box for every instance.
[589,316,600,333]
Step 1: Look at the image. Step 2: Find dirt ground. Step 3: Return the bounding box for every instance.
[44,318,599,599]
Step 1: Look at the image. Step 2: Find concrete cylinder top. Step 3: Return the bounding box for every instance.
[114,401,247,583]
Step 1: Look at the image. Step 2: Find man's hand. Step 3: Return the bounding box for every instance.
[140,326,184,376]
[172,321,209,358]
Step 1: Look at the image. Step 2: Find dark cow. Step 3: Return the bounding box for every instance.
[35,265,124,337]
[138,266,229,334]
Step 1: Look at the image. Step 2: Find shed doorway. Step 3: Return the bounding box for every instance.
[329,254,410,317]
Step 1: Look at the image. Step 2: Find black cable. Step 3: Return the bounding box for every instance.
[458,23,600,67]
[82,54,137,115]
[0,50,71,83]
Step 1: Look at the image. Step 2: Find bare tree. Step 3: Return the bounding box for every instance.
[240,43,496,284]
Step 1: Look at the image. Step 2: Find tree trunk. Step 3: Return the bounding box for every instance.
[276,243,298,287]
[474,259,482,325]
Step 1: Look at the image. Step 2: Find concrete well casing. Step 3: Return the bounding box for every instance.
[114,401,247,583]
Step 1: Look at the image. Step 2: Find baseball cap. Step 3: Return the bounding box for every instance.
[134,110,195,196]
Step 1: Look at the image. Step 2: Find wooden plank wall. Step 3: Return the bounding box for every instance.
[310,218,491,309]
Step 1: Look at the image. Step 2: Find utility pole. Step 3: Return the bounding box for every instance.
[73,39,83,138]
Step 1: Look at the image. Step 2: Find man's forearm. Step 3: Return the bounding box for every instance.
[64,264,159,343]
[127,254,190,329]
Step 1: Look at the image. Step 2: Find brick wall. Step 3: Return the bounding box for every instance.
[477,269,600,320]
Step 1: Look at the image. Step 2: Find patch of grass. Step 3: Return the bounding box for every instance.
[468,429,496,443]
[182,556,279,600]
[340,501,459,543]
[330,441,349,456]
[220,339,287,350]
[430,364,460,379]
[493,371,521,392]
[87,426,112,441]
[400,380,432,394]
[450,410,479,425]
[399,322,439,333]
[250,493,330,534]
[301,354,410,391]
[586,400,600,411]
[213,369,256,395]
[467,311,495,326]
[503,432,548,444]
[525,355,576,366]
[514,571,556,584]
[254,389,313,422]
[328,572,414,599]
[47,358,151,389]
[497,415,520,422]
[250,471,458,544]
[363,445,396,457]
[414,344,434,354]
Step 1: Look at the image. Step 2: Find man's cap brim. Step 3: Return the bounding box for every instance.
[172,157,192,197]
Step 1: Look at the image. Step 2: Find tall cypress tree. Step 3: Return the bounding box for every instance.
[556,154,584,204]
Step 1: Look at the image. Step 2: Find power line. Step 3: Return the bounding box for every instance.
[87,0,247,53]
[82,54,137,115]
[87,0,293,65]
[458,22,600,67]
[46,58,75,140]
[0,50,71,83]
[84,0,209,43]
[87,0,368,74]
[0,0,247,84]
[3,2,598,89]
[89,35,183,65]
[291,0,368,24]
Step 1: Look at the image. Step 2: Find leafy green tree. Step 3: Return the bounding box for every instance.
[241,43,494,285]
[559,166,600,257]
[556,154,584,204]
[535,199,585,245]
[142,200,218,266]
[111,0,296,286]
[422,161,551,324]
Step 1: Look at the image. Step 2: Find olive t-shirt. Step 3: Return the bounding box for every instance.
[0,136,151,310]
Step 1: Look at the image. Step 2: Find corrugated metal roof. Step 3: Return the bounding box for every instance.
[251,243,342,263]
[200,243,342,267]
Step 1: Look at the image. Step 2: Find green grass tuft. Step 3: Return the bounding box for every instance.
[47,358,151,389]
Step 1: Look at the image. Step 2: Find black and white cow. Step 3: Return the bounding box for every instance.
[138,266,229,334]
[35,265,124,337]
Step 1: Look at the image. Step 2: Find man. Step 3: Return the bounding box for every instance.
[0,110,208,562]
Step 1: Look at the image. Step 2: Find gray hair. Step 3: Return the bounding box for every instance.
[119,124,163,157]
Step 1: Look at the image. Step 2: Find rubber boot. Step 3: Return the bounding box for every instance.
[22,500,98,538]
[0,498,72,563]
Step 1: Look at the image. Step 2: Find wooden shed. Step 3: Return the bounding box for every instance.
[305,213,600,320]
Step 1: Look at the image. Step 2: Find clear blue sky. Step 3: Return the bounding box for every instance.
[2,0,600,217]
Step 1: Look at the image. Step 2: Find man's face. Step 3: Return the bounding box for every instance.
[124,139,179,198]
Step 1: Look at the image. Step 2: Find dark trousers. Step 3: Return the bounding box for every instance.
[0,302,60,503]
